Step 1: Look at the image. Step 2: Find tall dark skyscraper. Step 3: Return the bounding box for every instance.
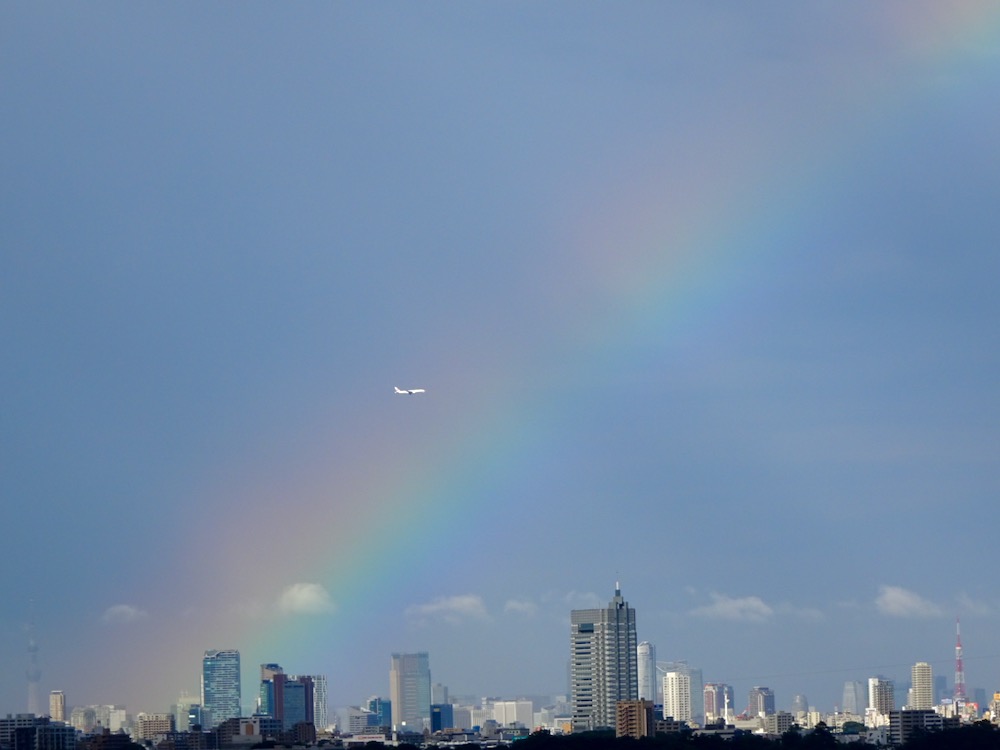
[202,649,241,727]
[748,686,775,717]
[570,583,638,730]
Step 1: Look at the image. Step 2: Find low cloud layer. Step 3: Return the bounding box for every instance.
[102,604,148,625]
[406,594,489,625]
[689,592,774,623]
[503,599,538,617]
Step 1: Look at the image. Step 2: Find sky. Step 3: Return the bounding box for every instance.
[2,1,1000,720]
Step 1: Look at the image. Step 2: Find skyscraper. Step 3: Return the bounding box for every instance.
[312,675,328,732]
[704,683,734,723]
[842,681,866,716]
[748,686,775,717]
[570,583,638,730]
[49,691,65,722]
[911,662,933,710]
[662,671,691,723]
[389,652,431,730]
[660,662,703,725]
[259,664,284,718]
[637,642,657,703]
[282,676,315,730]
[868,677,895,718]
[202,649,241,727]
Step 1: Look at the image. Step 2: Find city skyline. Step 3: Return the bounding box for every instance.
[3,2,1000,718]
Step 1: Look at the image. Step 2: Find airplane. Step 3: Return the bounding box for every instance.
[395,386,426,395]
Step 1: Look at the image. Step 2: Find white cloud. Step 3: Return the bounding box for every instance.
[956,592,992,616]
[405,594,489,625]
[503,599,538,617]
[689,593,773,623]
[276,583,336,616]
[775,602,825,621]
[101,604,148,625]
[875,585,942,618]
[562,591,602,609]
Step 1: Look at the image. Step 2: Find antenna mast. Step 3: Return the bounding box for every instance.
[954,617,966,702]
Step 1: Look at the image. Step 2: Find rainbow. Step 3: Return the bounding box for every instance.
[157,4,1000,708]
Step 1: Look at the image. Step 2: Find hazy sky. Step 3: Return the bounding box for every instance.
[3,2,1000,719]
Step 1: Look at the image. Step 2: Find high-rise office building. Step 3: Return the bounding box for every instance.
[431,704,454,732]
[868,677,895,717]
[49,691,65,722]
[791,695,809,716]
[637,642,657,703]
[493,700,533,728]
[282,676,315,730]
[431,683,449,705]
[259,664,284,718]
[202,649,241,727]
[842,681,866,715]
[911,663,933,710]
[570,583,638,730]
[663,671,691,723]
[704,683,734,723]
[748,687,775,717]
[390,652,431,730]
[366,696,391,728]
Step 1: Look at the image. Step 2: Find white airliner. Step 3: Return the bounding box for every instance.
[395,386,426,395]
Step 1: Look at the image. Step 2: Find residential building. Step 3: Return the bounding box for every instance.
[616,700,655,739]
[389,652,431,730]
[134,713,175,741]
[911,662,933,710]
[48,692,65,723]
[889,709,959,745]
[202,649,241,727]
[662,662,703,725]
[569,583,638,730]
[868,677,895,718]
[663,671,691,723]
[763,711,794,735]
[313,675,329,731]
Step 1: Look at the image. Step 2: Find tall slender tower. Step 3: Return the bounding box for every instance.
[26,609,41,715]
[570,582,638,731]
[954,617,966,702]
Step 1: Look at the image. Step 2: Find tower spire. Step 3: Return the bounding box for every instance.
[954,616,966,702]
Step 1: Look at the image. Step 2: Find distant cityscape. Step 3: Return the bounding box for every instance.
[6,585,998,748]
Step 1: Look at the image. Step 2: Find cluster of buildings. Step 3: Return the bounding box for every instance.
[6,584,1000,749]
[566,586,994,745]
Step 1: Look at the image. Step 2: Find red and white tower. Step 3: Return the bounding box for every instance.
[954,617,966,702]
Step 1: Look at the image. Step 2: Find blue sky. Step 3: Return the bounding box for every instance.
[2,2,999,718]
